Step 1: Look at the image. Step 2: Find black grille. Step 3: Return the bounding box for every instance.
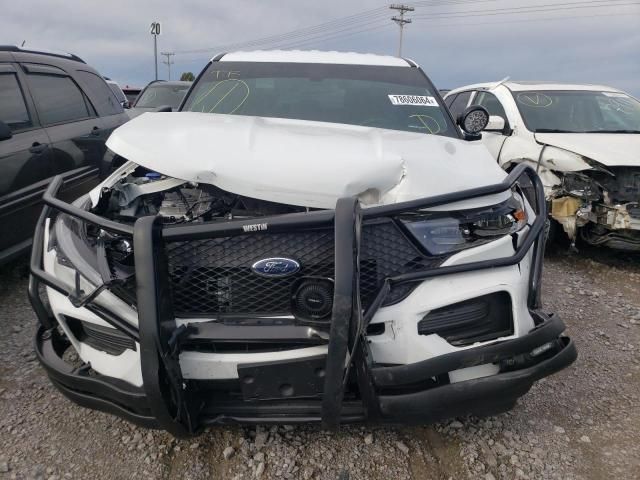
[111,219,442,317]
[418,292,513,346]
[64,316,136,355]
[167,229,334,316]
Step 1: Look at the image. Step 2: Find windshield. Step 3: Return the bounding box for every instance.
[107,82,126,103]
[135,83,191,109]
[514,90,640,133]
[182,62,456,137]
[124,91,140,104]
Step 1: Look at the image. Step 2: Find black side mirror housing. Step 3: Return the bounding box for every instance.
[155,105,172,112]
[0,121,12,141]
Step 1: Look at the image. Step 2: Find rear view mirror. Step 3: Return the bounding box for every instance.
[0,121,12,141]
[485,115,510,134]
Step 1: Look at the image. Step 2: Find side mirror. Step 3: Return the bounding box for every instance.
[0,121,12,141]
[457,105,490,138]
[122,100,131,109]
[485,115,506,132]
[155,105,172,112]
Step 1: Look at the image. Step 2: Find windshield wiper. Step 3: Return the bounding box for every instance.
[581,129,640,134]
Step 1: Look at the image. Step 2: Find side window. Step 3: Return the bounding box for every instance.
[449,91,472,118]
[27,73,91,125]
[75,71,123,116]
[0,72,32,131]
[473,91,507,118]
[444,94,456,108]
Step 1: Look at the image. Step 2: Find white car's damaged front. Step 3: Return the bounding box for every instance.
[29,51,576,436]
[520,89,640,251]
[447,83,640,251]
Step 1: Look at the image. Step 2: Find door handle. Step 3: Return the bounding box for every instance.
[29,142,48,154]
[90,126,101,136]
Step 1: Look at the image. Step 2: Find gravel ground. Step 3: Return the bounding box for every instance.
[0,247,638,480]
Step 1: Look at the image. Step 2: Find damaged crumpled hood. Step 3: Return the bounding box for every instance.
[535,132,640,168]
[106,112,506,209]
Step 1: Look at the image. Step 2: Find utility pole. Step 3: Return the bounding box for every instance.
[161,52,175,80]
[154,36,158,80]
[390,4,413,57]
[150,22,161,80]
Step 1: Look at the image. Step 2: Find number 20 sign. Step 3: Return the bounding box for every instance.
[150,22,161,35]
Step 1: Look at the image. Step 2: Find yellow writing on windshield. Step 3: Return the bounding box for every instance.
[408,114,442,134]
[190,79,250,114]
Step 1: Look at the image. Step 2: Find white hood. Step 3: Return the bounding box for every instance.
[535,132,640,168]
[106,112,506,209]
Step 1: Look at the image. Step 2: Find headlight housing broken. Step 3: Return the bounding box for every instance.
[561,171,602,201]
[401,192,528,255]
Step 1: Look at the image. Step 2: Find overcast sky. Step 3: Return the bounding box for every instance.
[2,0,639,95]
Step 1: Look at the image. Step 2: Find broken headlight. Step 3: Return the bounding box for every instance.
[561,172,601,201]
[401,193,528,255]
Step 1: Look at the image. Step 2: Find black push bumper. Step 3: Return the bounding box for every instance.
[29,164,577,436]
[34,313,576,430]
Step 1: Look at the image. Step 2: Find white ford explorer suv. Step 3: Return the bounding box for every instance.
[445,81,640,251]
[29,51,575,436]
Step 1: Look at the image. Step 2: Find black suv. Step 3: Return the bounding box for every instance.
[0,46,128,264]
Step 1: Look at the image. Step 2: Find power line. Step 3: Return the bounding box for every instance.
[413,0,505,6]
[277,0,634,51]
[273,22,394,51]
[412,0,639,19]
[250,17,389,50]
[173,7,389,55]
[170,0,513,56]
[161,52,175,80]
[419,9,636,29]
[390,4,414,57]
[258,17,389,50]
[167,0,637,60]
[273,0,636,52]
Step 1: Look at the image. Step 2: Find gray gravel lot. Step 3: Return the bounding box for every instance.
[1,248,638,480]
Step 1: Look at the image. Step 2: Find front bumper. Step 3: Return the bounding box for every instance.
[35,312,576,429]
[29,165,576,436]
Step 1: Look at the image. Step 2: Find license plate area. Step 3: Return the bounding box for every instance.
[237,355,326,401]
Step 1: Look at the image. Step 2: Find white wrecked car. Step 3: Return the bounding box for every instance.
[445,81,640,251]
[29,51,575,436]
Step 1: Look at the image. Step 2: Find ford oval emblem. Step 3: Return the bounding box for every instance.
[251,258,301,277]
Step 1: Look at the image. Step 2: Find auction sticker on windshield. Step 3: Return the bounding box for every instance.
[388,95,438,106]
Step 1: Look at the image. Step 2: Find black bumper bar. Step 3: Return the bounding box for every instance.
[373,310,565,387]
[34,313,576,429]
[34,326,158,429]
[29,164,575,435]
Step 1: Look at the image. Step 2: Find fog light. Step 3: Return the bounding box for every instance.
[291,277,333,323]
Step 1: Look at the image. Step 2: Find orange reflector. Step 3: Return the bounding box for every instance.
[513,209,527,221]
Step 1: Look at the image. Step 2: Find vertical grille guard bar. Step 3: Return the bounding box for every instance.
[322,197,360,430]
[134,215,194,437]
